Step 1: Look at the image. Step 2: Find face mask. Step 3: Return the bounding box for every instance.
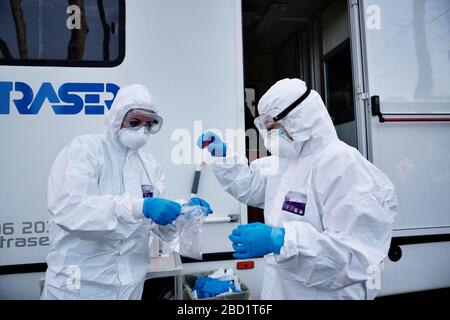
[118,127,150,150]
[264,128,303,159]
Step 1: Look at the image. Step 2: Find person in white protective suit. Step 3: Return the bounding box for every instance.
[42,84,212,300]
[198,79,397,300]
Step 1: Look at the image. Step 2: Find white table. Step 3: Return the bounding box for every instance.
[39,252,184,300]
[145,252,184,300]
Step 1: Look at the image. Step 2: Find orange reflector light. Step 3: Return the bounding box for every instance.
[237,261,254,270]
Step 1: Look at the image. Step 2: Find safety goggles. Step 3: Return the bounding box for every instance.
[122,108,163,134]
[254,87,311,131]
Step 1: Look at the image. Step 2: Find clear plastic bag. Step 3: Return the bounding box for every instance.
[169,201,208,260]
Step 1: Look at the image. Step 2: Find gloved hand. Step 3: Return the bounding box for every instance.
[194,276,236,299]
[229,222,285,259]
[189,197,213,215]
[142,197,182,225]
[197,131,227,157]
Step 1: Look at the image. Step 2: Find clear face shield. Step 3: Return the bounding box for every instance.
[121,108,163,134]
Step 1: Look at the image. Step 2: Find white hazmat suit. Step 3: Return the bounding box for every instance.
[206,79,398,299]
[42,84,175,300]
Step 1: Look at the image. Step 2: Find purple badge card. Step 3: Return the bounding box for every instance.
[141,185,154,198]
[282,191,307,216]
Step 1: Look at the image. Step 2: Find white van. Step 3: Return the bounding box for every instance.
[0,0,449,299]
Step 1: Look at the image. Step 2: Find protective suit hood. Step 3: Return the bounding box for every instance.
[258,79,338,157]
[106,84,158,149]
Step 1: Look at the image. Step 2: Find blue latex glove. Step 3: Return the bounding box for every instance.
[197,131,227,157]
[190,197,213,215]
[193,276,209,292]
[194,277,236,299]
[202,278,236,298]
[229,222,285,259]
[142,197,182,225]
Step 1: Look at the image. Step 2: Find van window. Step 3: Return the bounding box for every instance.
[324,40,358,149]
[364,0,450,102]
[0,0,125,67]
[324,41,355,126]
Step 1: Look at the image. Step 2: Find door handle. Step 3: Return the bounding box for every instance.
[371,96,450,123]
[204,214,240,224]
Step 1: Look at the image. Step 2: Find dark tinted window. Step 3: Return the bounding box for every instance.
[0,0,124,67]
[324,42,354,125]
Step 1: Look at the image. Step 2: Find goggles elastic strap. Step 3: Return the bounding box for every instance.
[272,88,311,122]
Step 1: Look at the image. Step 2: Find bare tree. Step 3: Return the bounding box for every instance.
[10,0,28,59]
[97,0,110,61]
[67,0,89,60]
[0,38,13,60]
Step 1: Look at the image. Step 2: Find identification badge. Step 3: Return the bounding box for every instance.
[141,185,154,198]
[282,191,307,216]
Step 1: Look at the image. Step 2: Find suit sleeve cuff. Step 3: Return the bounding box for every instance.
[276,221,321,262]
[132,198,145,220]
